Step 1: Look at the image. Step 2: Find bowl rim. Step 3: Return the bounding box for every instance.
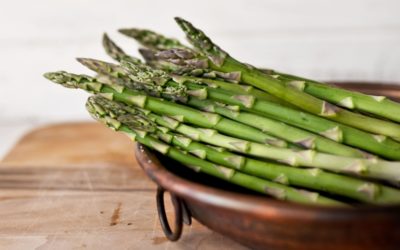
[135,143,400,221]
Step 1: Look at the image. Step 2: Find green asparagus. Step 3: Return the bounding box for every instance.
[43,18,400,206]
[173,17,400,139]
[44,71,400,183]
[267,71,400,123]
[86,96,344,206]
[45,70,287,148]
[121,26,400,123]
[94,57,400,160]
[99,38,400,159]
[89,95,400,204]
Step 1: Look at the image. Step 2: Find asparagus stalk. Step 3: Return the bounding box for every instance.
[173,17,400,139]
[106,57,400,160]
[89,95,400,204]
[184,81,400,158]
[146,107,400,183]
[118,27,229,81]
[102,33,141,64]
[78,57,378,157]
[118,28,188,51]
[44,70,287,148]
[45,70,400,182]
[135,45,400,160]
[267,70,400,123]
[102,33,292,107]
[77,56,400,159]
[143,51,400,159]
[86,96,344,206]
[119,27,400,123]
[139,48,293,107]
[118,29,261,86]
[109,58,367,157]
[186,97,366,157]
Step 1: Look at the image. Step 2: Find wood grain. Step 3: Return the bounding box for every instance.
[0,122,247,250]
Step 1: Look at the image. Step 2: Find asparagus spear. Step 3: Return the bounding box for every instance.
[88,57,400,160]
[86,96,344,206]
[182,80,400,160]
[44,70,287,148]
[77,56,400,159]
[101,34,289,106]
[120,28,400,123]
[77,57,374,157]
[118,28,188,51]
[186,97,367,157]
[117,27,217,79]
[146,49,400,159]
[109,58,366,157]
[139,50,294,107]
[145,107,400,183]
[118,29,264,87]
[46,70,400,182]
[267,71,400,123]
[102,33,141,64]
[130,44,400,157]
[90,95,400,204]
[173,17,400,139]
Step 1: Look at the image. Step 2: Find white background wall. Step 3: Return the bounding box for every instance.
[1,0,400,157]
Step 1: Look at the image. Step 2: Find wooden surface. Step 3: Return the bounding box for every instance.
[0,122,247,250]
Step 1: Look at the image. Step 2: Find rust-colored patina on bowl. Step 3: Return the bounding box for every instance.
[135,83,400,250]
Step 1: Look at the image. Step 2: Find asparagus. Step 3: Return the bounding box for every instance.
[90,56,400,160]
[89,95,400,204]
[79,55,372,157]
[44,70,287,148]
[130,45,400,157]
[118,28,188,51]
[138,47,294,107]
[118,27,228,81]
[86,96,344,206]
[110,59,366,157]
[102,33,141,64]
[121,27,400,123]
[46,70,400,182]
[186,98,367,157]
[142,48,400,159]
[267,70,400,123]
[120,29,263,86]
[102,33,293,107]
[173,17,400,139]
[184,80,400,160]
[146,108,400,183]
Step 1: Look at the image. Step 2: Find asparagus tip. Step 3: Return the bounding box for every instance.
[118,28,140,37]
[44,71,94,89]
[76,57,99,71]
[102,32,110,40]
[174,17,187,29]
[139,48,157,61]
[43,72,56,81]
[174,17,227,66]
[76,57,118,74]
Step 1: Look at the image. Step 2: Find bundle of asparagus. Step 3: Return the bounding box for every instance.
[44,18,400,206]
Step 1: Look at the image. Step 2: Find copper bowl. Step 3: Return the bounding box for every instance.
[135,83,400,250]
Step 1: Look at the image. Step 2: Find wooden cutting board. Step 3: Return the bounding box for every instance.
[0,122,247,250]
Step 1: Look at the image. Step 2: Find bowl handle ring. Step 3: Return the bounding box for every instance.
[156,186,192,241]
